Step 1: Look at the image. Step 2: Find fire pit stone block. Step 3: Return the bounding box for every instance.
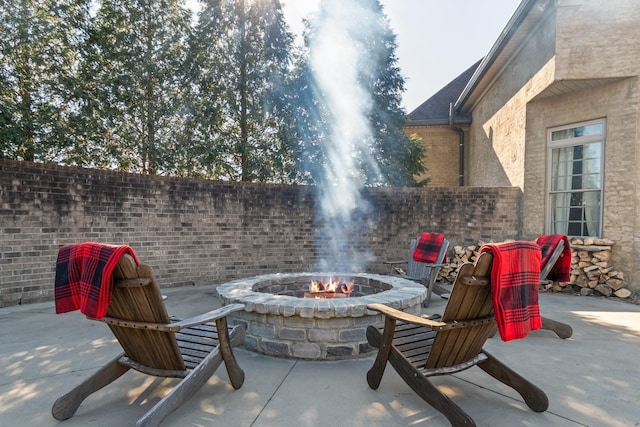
[292,343,322,359]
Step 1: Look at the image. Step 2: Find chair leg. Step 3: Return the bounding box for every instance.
[365,320,394,390]
[477,350,549,413]
[422,268,441,308]
[367,323,475,426]
[422,281,432,309]
[541,316,573,339]
[136,323,246,427]
[136,348,225,427]
[216,321,246,389]
[52,353,130,421]
[387,347,475,427]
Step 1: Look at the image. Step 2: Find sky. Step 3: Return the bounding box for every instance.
[281,0,522,112]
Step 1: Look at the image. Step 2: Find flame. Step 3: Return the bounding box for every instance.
[308,277,355,296]
[309,280,321,293]
[324,278,338,292]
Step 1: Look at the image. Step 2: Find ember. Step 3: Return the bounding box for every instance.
[305,277,354,298]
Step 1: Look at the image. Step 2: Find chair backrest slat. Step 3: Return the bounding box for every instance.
[406,239,421,278]
[540,239,565,281]
[426,252,495,369]
[106,255,185,371]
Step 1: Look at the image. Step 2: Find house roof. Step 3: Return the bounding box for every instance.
[406,60,481,126]
[455,0,542,113]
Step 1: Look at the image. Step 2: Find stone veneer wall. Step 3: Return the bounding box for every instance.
[0,159,522,308]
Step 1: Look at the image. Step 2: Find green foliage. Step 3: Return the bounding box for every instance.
[407,133,430,186]
[73,0,192,174]
[0,0,427,186]
[0,0,90,162]
[189,0,294,181]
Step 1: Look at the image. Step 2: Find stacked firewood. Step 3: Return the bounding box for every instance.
[557,237,630,298]
[437,238,631,299]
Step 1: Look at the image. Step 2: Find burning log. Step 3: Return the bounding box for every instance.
[303,291,348,299]
[305,277,355,298]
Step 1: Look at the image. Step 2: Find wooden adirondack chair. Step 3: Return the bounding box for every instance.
[51,254,246,427]
[383,236,449,308]
[538,237,573,339]
[366,251,549,427]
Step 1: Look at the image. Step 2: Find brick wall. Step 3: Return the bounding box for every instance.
[0,159,522,307]
[525,78,639,288]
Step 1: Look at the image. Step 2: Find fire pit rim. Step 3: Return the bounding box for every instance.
[216,272,427,319]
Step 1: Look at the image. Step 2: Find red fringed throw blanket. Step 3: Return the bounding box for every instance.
[413,232,446,263]
[536,234,571,282]
[55,242,139,319]
[478,241,542,342]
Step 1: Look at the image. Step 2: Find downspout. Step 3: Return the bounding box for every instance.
[449,102,465,186]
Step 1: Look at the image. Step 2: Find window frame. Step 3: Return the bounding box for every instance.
[546,118,606,238]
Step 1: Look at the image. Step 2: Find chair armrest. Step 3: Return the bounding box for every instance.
[405,263,449,281]
[95,303,245,332]
[382,260,407,266]
[169,303,245,330]
[367,303,494,331]
[367,303,446,329]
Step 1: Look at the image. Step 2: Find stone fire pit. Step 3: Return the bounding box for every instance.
[215,273,426,360]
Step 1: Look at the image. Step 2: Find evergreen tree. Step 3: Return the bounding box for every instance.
[189,0,294,181]
[75,0,192,174]
[289,0,426,187]
[0,0,90,162]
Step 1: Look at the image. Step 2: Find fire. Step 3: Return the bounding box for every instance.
[307,277,355,298]
[309,280,321,293]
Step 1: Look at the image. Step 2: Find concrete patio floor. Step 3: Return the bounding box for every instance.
[1,285,639,427]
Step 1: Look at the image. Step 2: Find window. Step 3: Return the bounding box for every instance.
[547,119,605,237]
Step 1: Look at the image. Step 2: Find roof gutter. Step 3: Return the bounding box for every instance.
[449,102,465,186]
[404,118,471,127]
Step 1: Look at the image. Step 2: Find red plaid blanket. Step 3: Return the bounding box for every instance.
[536,234,571,282]
[478,241,542,342]
[55,243,139,319]
[413,232,446,263]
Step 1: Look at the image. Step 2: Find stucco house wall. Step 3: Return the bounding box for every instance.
[465,5,556,188]
[403,125,463,187]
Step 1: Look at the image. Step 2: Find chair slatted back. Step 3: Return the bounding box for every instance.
[106,254,185,372]
[406,237,449,279]
[405,239,421,278]
[426,252,495,369]
[540,239,565,281]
